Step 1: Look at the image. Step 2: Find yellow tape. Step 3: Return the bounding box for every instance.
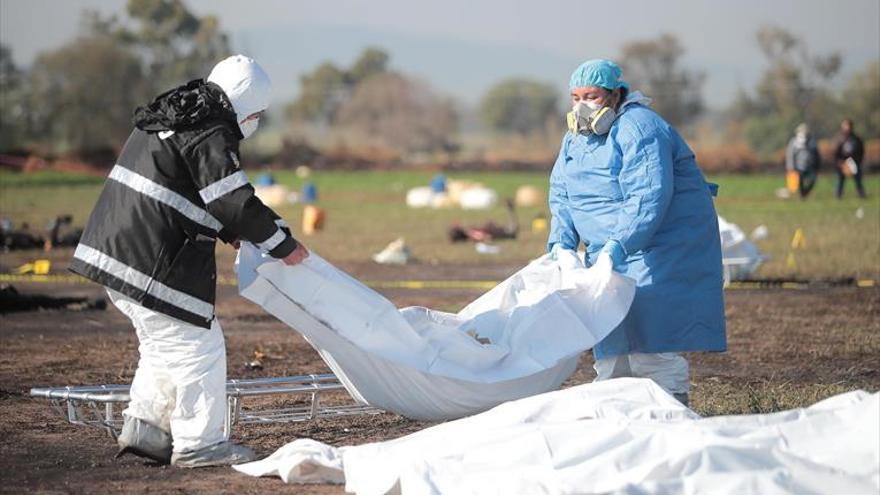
[0,273,496,291]
[364,280,498,290]
[0,274,89,284]
[0,273,876,292]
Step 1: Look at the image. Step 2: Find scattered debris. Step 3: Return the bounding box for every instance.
[254,172,276,187]
[295,165,312,179]
[749,224,769,241]
[246,349,267,371]
[1,220,44,251]
[14,259,51,275]
[406,179,498,210]
[1,215,84,252]
[254,185,291,208]
[406,186,434,208]
[430,174,446,193]
[372,238,412,265]
[45,215,83,250]
[459,187,498,210]
[475,242,500,255]
[465,329,491,345]
[514,185,544,207]
[0,284,106,313]
[302,182,318,203]
[449,198,518,243]
[302,205,326,235]
[531,213,548,234]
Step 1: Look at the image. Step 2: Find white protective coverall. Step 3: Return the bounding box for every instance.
[109,290,227,452]
[593,352,689,399]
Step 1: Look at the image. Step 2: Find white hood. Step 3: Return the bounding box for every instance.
[620,90,652,110]
[207,55,271,134]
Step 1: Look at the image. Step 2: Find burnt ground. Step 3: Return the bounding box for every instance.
[0,258,878,494]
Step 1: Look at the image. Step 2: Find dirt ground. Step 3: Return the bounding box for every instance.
[1,256,878,494]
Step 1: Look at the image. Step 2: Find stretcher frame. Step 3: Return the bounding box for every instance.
[30,373,381,439]
[722,255,769,286]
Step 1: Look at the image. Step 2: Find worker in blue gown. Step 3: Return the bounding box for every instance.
[547,59,726,406]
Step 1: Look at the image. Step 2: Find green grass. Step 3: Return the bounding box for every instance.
[1,169,878,279]
[0,169,105,187]
[692,380,865,416]
[710,174,879,279]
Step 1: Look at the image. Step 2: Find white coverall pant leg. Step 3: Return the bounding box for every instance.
[108,290,227,453]
[593,352,689,396]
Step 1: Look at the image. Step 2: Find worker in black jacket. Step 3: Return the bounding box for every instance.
[70,55,308,468]
[832,119,867,199]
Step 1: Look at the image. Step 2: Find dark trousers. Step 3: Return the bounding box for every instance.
[836,166,866,198]
[798,169,817,198]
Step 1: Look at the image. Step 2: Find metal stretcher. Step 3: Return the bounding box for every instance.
[722,255,770,287]
[30,373,381,439]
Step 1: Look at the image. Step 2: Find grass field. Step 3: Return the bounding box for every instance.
[2,169,877,280]
[1,169,877,493]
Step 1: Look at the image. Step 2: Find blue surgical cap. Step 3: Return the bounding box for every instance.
[569,59,630,91]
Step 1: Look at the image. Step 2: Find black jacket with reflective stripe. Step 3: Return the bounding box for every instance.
[71,83,297,327]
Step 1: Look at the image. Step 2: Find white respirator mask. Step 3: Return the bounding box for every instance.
[207,55,271,141]
[239,117,259,140]
[567,97,618,136]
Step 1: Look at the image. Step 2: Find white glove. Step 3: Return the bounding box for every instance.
[549,243,565,261]
[593,251,614,274]
[588,251,615,294]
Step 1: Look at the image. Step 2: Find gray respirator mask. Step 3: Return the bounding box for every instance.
[567,101,618,136]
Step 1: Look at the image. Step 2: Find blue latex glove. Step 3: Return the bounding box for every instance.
[600,240,627,268]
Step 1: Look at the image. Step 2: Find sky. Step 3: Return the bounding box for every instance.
[2,0,878,111]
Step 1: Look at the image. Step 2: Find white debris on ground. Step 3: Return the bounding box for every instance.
[372,238,412,265]
[405,179,498,210]
[458,186,498,210]
[719,216,766,281]
[474,242,500,254]
[749,224,769,241]
[514,185,544,207]
[254,184,291,208]
[234,378,880,495]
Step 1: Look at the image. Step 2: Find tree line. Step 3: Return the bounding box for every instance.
[0,0,229,156]
[0,0,877,165]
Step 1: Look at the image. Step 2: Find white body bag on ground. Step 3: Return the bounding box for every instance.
[235,378,880,495]
[236,244,635,421]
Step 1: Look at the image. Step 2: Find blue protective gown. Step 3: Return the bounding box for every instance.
[547,97,726,359]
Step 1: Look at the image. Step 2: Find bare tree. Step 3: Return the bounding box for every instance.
[735,25,843,156]
[335,72,458,153]
[478,79,559,135]
[619,33,705,128]
[287,47,391,126]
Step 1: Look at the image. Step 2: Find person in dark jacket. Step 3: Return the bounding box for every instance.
[70,55,308,468]
[832,119,867,199]
[785,123,820,199]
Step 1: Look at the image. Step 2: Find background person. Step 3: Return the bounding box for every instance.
[832,119,866,199]
[547,59,726,406]
[70,55,308,468]
[784,123,820,199]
